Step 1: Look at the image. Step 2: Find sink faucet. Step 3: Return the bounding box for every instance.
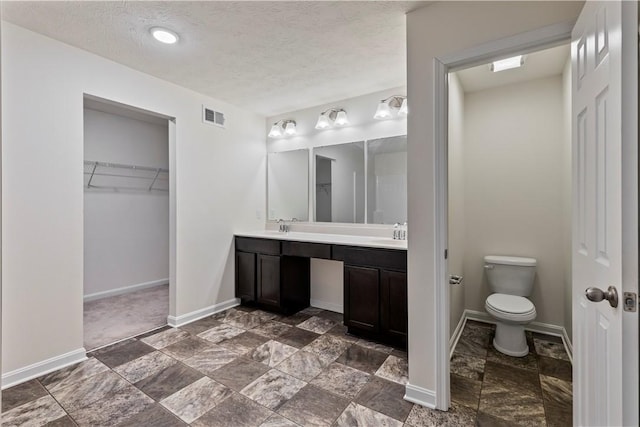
[277,219,288,233]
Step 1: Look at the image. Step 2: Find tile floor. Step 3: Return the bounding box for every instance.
[3,309,571,426]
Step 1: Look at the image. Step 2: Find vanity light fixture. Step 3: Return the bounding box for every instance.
[491,55,524,72]
[374,95,407,120]
[150,27,179,44]
[268,119,297,138]
[315,108,349,130]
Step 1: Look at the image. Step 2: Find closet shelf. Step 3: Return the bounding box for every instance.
[84,160,169,192]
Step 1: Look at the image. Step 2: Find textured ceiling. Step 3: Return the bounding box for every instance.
[2,1,428,116]
[455,44,570,93]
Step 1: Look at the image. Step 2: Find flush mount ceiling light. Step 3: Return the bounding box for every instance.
[315,108,349,130]
[150,27,179,44]
[491,55,524,72]
[374,95,407,120]
[268,119,297,138]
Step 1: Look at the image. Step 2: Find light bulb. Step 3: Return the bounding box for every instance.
[398,98,408,117]
[284,121,297,136]
[315,114,332,130]
[268,123,282,138]
[374,101,392,120]
[150,27,179,44]
[334,110,349,126]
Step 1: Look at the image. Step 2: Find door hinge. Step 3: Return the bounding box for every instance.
[623,292,637,312]
[444,249,448,259]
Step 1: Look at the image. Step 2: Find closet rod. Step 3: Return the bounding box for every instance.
[84,160,169,173]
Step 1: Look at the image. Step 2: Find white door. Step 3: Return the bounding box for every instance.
[572,1,638,426]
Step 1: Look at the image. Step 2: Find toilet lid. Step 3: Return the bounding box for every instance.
[486,293,535,315]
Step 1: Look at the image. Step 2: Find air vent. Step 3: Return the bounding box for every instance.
[202,105,225,128]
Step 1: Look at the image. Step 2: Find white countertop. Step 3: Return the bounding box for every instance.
[234,230,407,250]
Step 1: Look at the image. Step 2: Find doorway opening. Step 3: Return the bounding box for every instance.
[445,43,573,424]
[82,96,173,351]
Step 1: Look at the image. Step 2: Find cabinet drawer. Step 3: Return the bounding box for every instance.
[282,241,331,259]
[332,245,406,271]
[236,237,281,255]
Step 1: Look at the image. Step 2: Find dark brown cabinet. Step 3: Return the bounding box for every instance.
[235,251,256,302]
[380,269,408,346]
[257,254,281,308]
[344,265,380,333]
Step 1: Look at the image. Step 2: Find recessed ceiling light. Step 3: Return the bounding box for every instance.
[491,55,524,72]
[150,27,179,44]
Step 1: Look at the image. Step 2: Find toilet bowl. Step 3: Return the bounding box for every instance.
[484,255,537,357]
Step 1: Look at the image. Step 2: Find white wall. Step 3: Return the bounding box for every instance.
[406,0,582,405]
[83,108,169,297]
[448,73,465,337]
[1,23,265,377]
[462,76,567,327]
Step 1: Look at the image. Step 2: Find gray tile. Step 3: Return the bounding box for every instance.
[2,379,49,412]
[450,352,485,381]
[540,375,572,427]
[450,373,482,410]
[354,376,413,422]
[336,344,388,374]
[334,402,403,427]
[90,338,155,368]
[69,384,155,427]
[135,325,172,339]
[374,355,408,385]
[275,350,330,382]
[355,339,394,353]
[251,309,280,323]
[183,345,240,376]
[532,332,563,344]
[38,358,110,392]
[486,344,538,371]
[160,377,232,424]
[240,369,307,410]
[114,350,177,383]
[304,334,352,361]
[454,336,489,359]
[161,336,214,360]
[405,402,476,427]
[141,328,191,350]
[315,310,344,323]
[192,392,273,427]
[219,331,270,355]
[115,404,186,426]
[235,305,258,312]
[311,362,370,399]
[252,320,293,338]
[45,415,78,427]
[221,310,264,329]
[276,312,312,326]
[260,413,301,426]
[278,384,350,426]
[209,356,270,391]
[135,362,204,401]
[2,395,67,427]
[482,361,543,398]
[299,307,324,315]
[475,411,515,427]
[326,324,359,343]
[538,355,572,382]
[533,339,570,361]
[197,324,245,344]
[277,327,321,349]
[51,370,129,412]
[178,316,223,335]
[250,340,299,367]
[297,316,337,334]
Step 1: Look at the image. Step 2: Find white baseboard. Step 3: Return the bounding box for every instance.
[2,348,87,390]
[463,309,573,361]
[449,314,467,359]
[310,299,343,314]
[84,278,169,302]
[404,383,437,408]
[167,298,240,327]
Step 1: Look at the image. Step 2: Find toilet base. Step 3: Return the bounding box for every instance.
[493,322,529,357]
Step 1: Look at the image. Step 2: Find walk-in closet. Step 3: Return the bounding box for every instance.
[83,97,170,351]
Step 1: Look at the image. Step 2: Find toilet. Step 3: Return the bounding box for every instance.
[484,255,537,357]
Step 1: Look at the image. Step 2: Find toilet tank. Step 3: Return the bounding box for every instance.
[484,255,537,296]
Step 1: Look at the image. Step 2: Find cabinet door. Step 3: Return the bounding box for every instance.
[380,269,407,344]
[236,251,256,302]
[344,265,380,333]
[257,254,281,307]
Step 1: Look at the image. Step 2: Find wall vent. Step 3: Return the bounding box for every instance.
[202,105,225,128]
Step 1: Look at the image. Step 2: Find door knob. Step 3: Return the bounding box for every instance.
[585,285,619,308]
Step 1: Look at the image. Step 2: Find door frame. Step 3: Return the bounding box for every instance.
[432,21,574,410]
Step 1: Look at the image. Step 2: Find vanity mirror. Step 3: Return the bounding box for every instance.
[267,149,309,221]
[313,141,365,223]
[366,135,407,224]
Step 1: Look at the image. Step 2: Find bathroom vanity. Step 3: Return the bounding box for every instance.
[234,232,408,347]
